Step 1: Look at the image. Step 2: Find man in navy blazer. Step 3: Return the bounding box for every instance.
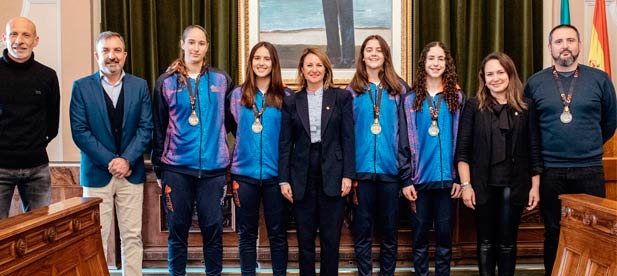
[70,31,152,276]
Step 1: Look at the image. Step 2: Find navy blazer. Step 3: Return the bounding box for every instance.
[70,72,153,187]
[278,87,355,200]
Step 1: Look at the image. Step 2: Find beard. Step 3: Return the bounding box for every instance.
[552,49,579,67]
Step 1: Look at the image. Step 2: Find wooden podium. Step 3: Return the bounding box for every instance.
[0,197,108,276]
[552,194,617,276]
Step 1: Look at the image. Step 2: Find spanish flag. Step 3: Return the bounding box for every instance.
[588,0,612,78]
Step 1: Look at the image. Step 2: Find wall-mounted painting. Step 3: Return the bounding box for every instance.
[238,0,411,87]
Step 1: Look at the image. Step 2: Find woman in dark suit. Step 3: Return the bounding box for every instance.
[278,47,355,276]
[456,52,542,276]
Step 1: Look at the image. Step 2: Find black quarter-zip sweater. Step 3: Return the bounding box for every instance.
[0,49,60,168]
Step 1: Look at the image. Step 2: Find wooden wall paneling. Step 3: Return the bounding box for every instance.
[141,165,547,269]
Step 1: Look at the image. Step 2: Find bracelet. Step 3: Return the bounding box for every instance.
[461,182,471,189]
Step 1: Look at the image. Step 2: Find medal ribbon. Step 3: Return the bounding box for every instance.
[366,83,383,123]
[552,66,579,112]
[186,74,202,115]
[427,94,443,124]
[252,92,267,122]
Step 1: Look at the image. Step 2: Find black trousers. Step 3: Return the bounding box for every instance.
[474,186,524,276]
[539,166,605,276]
[234,179,288,276]
[352,180,399,276]
[294,142,345,276]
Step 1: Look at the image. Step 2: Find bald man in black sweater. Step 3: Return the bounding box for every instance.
[0,16,60,219]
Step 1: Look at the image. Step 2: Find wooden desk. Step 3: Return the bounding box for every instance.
[0,197,108,276]
[553,194,617,276]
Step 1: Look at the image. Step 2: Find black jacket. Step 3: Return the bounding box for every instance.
[0,49,60,168]
[278,87,355,200]
[455,97,543,205]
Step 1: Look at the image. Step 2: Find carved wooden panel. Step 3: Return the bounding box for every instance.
[553,194,617,276]
[0,197,108,276]
[7,164,119,269]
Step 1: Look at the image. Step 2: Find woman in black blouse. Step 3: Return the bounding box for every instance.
[456,52,542,276]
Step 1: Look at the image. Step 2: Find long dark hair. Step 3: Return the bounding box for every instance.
[349,35,402,95]
[241,41,285,109]
[412,41,460,112]
[477,52,527,112]
[165,25,209,87]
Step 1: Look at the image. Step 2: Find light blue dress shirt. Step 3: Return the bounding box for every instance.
[306,87,323,143]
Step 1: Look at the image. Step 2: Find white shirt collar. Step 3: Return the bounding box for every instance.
[100,71,126,86]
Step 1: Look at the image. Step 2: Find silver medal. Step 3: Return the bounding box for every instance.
[560,111,572,124]
[370,122,382,135]
[188,111,199,126]
[252,119,263,133]
[428,125,440,136]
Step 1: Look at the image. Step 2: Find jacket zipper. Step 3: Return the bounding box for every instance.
[435,96,444,185]
[259,97,264,180]
[373,92,377,176]
[197,78,203,177]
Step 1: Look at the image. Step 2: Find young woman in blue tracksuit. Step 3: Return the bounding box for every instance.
[226,41,290,276]
[402,41,464,276]
[346,34,411,276]
[152,25,234,276]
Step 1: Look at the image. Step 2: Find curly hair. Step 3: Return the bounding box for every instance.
[240,41,285,109]
[349,35,403,96]
[412,41,460,112]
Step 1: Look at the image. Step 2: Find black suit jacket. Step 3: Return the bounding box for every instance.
[278,87,355,200]
[455,97,543,205]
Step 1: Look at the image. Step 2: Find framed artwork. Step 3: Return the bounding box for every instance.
[238,0,412,87]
